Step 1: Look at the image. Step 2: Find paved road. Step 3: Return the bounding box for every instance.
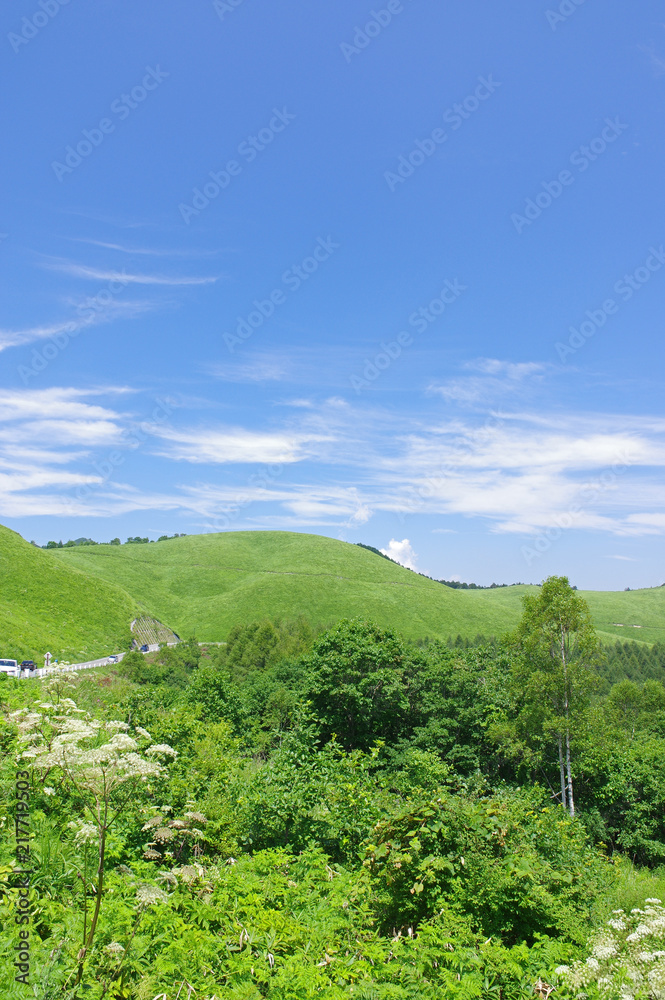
[23,643,179,680]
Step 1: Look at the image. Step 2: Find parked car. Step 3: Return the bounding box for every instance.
[20,660,36,673]
[0,658,19,678]
[139,644,149,653]
[107,655,119,664]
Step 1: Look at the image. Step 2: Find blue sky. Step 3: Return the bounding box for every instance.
[1,0,664,590]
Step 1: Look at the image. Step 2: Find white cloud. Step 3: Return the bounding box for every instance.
[0,388,132,516]
[0,321,79,353]
[207,357,290,383]
[624,513,665,532]
[151,425,332,465]
[66,238,226,257]
[466,358,546,378]
[45,261,220,285]
[0,387,128,424]
[0,420,122,448]
[429,358,548,405]
[2,386,665,544]
[380,538,419,571]
[0,300,160,354]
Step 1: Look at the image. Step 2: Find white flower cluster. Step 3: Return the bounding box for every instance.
[136,884,169,906]
[559,899,665,999]
[71,821,97,845]
[12,704,177,797]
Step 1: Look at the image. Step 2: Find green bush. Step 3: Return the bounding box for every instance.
[365,786,610,945]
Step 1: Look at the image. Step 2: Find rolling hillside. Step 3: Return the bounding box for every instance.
[0,525,137,661]
[49,530,665,645]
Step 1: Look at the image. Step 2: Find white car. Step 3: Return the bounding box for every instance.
[0,658,19,678]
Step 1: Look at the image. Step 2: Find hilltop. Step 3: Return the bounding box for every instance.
[49,530,665,645]
[0,524,136,661]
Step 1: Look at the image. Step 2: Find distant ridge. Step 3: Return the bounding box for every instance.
[48,529,665,646]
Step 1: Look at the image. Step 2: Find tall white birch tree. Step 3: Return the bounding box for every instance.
[513,576,598,816]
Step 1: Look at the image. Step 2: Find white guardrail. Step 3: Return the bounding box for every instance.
[19,642,181,680]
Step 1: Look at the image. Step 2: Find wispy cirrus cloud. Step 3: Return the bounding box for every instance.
[0,386,131,423]
[0,321,77,353]
[428,357,549,405]
[151,425,333,465]
[1,298,161,354]
[0,388,131,517]
[65,237,230,257]
[3,382,665,542]
[206,356,291,383]
[44,260,221,285]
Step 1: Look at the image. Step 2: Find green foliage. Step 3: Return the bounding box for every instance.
[222,616,316,680]
[186,665,247,730]
[121,639,201,689]
[9,688,178,988]
[493,577,599,816]
[365,786,609,945]
[577,728,665,865]
[3,606,665,998]
[515,576,599,669]
[303,618,410,750]
[598,639,665,691]
[236,721,387,859]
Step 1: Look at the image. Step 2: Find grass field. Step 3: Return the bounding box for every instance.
[48,530,665,646]
[0,525,137,661]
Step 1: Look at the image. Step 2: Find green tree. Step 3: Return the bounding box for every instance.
[303,618,408,750]
[511,576,599,816]
[220,616,316,682]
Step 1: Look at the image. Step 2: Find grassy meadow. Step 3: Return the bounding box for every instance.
[0,525,136,661]
[2,525,664,659]
[51,530,665,645]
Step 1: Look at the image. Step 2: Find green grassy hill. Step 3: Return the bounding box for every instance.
[49,530,665,645]
[0,525,136,661]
